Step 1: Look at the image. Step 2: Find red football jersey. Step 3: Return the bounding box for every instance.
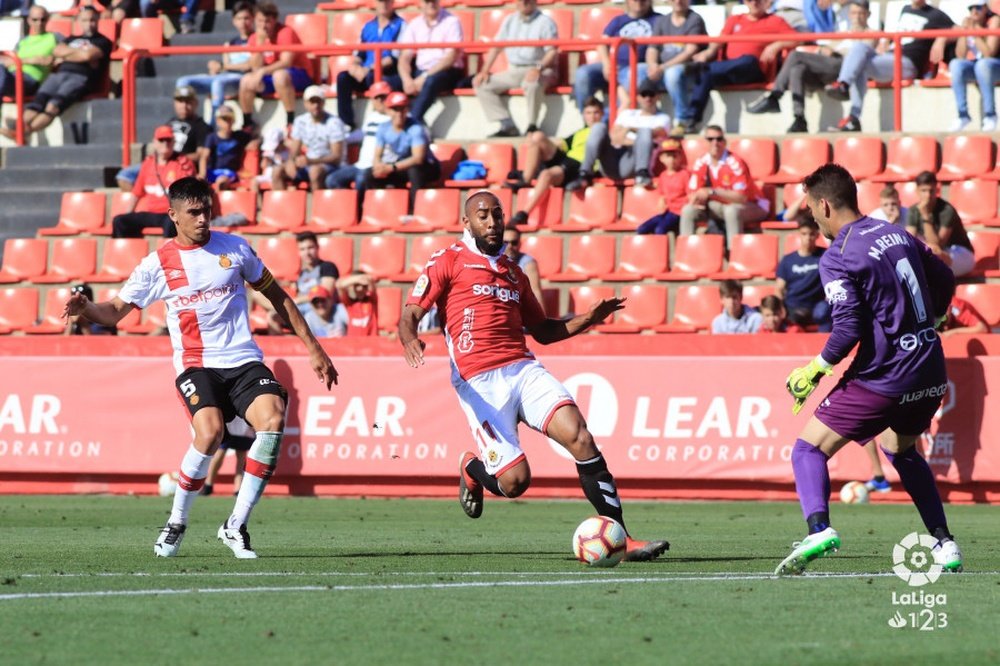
[406,233,547,381]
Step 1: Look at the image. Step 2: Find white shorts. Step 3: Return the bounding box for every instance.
[452,359,575,476]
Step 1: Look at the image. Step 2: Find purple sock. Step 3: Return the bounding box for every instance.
[881,445,949,534]
[792,439,830,525]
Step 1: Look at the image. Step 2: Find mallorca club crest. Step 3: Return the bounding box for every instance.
[218,254,233,269]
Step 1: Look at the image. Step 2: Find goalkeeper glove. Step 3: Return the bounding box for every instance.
[786,356,833,415]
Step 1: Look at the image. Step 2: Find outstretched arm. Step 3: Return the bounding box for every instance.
[259,279,338,389]
[528,297,625,345]
[398,303,429,367]
[62,293,135,327]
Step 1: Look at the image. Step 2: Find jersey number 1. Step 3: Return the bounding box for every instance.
[894,257,928,324]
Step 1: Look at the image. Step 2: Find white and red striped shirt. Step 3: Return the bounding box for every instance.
[406,231,547,381]
[118,231,273,375]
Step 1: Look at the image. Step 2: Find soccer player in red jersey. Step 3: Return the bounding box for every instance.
[399,190,669,561]
[64,177,338,559]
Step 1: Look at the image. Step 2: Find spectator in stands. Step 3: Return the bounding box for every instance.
[746,0,874,133]
[360,91,440,210]
[776,217,831,331]
[673,0,796,134]
[141,0,200,34]
[502,224,545,308]
[869,183,907,225]
[565,78,670,190]
[238,2,314,131]
[825,0,952,132]
[906,171,975,277]
[773,0,837,33]
[175,1,255,124]
[335,0,404,131]
[948,0,1000,132]
[637,138,689,235]
[66,284,116,335]
[679,126,769,248]
[259,231,340,333]
[712,280,762,333]
[274,85,346,191]
[473,0,558,138]
[199,105,253,190]
[327,80,392,190]
[303,286,343,338]
[506,97,603,227]
[111,125,196,238]
[940,295,989,336]
[0,6,112,141]
[115,85,211,190]
[334,272,379,337]
[573,0,661,112]
[642,0,707,106]
[253,126,289,191]
[395,0,465,124]
[0,0,30,17]
[757,295,804,333]
[0,5,56,104]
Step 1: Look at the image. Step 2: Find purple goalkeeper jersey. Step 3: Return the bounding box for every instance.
[818,216,955,397]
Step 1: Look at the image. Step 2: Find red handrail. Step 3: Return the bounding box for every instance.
[0,51,26,146]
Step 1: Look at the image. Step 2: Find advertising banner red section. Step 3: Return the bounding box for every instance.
[2,352,998,489]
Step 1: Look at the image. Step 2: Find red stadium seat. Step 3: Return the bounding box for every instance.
[445,143,514,187]
[32,238,97,284]
[947,179,999,226]
[358,189,409,232]
[567,285,615,318]
[609,186,662,231]
[0,239,48,283]
[24,287,74,334]
[938,135,994,182]
[656,285,721,333]
[871,136,940,183]
[397,188,461,232]
[119,298,166,335]
[782,231,829,255]
[255,237,301,282]
[392,235,457,281]
[966,230,1000,275]
[0,287,40,333]
[329,12,373,45]
[429,142,465,185]
[285,13,329,82]
[832,137,885,181]
[562,186,618,231]
[729,137,777,179]
[113,18,162,56]
[602,235,669,281]
[306,189,359,232]
[95,287,142,330]
[682,137,708,164]
[358,236,407,280]
[761,138,830,184]
[376,286,403,333]
[218,190,257,226]
[741,283,776,309]
[86,238,148,283]
[856,179,884,216]
[709,234,779,280]
[540,287,560,316]
[657,235,724,280]
[108,192,136,224]
[249,190,307,234]
[577,7,617,43]
[515,187,563,229]
[318,235,354,274]
[549,235,616,281]
[596,284,668,333]
[519,234,562,278]
[955,283,1000,327]
[477,8,509,40]
[39,192,107,236]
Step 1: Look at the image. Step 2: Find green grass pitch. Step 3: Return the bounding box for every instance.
[1,496,998,665]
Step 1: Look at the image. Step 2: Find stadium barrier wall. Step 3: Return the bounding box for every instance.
[1,335,998,503]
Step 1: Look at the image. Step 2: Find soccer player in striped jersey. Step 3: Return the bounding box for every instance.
[63,177,338,559]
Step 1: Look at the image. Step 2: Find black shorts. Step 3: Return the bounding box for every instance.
[542,151,580,184]
[175,362,286,423]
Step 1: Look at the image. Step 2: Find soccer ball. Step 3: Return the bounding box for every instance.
[839,480,870,505]
[572,516,627,568]
[158,471,179,497]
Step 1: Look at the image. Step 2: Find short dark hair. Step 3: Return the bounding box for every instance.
[796,216,818,231]
[464,190,501,217]
[759,295,785,313]
[879,184,900,200]
[801,163,859,213]
[256,2,278,18]
[233,1,255,16]
[582,96,604,112]
[704,124,724,136]
[504,223,521,235]
[295,231,318,245]
[78,5,99,18]
[915,170,937,187]
[167,177,213,208]
[720,279,743,298]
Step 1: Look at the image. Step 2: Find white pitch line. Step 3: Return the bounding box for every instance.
[3,570,995,602]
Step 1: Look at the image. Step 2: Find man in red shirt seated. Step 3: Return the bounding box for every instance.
[673,0,796,133]
[112,125,197,238]
[940,296,989,336]
[237,2,314,131]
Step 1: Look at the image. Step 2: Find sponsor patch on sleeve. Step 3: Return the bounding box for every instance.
[411,274,429,298]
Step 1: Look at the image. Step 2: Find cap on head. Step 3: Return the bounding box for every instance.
[385,91,409,109]
[173,85,196,101]
[638,78,660,95]
[660,138,683,152]
[215,105,235,120]
[303,85,326,102]
[967,0,987,6]
[309,286,332,301]
[366,81,392,98]
[154,125,174,141]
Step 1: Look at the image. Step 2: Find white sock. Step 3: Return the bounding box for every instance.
[169,445,212,525]
[227,431,282,529]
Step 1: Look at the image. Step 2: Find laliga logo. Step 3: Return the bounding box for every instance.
[892,532,942,587]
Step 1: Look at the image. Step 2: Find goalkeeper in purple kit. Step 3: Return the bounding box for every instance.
[776,164,963,576]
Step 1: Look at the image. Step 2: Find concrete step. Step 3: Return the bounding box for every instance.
[138,77,192,98]
[0,166,110,190]
[153,54,217,79]
[5,144,122,168]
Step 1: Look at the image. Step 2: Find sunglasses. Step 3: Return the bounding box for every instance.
[639,91,657,97]
[156,137,173,143]
[28,17,45,22]
[506,239,520,246]
[706,136,726,142]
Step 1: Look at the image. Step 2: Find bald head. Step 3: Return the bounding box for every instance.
[463,191,506,255]
[464,190,500,218]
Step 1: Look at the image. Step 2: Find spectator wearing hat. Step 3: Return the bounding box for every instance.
[565,78,670,191]
[200,105,254,190]
[473,0,559,138]
[238,2,314,130]
[361,91,440,210]
[1,6,113,141]
[274,85,347,191]
[111,125,197,238]
[115,85,211,190]
[334,272,379,337]
[637,138,690,235]
[335,0,405,130]
[176,1,255,123]
[327,80,393,190]
[949,0,1000,132]
[395,0,465,123]
[303,286,343,338]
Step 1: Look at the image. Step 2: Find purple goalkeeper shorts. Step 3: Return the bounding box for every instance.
[814,378,945,445]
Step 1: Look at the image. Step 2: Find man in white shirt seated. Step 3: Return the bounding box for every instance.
[326,80,393,190]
